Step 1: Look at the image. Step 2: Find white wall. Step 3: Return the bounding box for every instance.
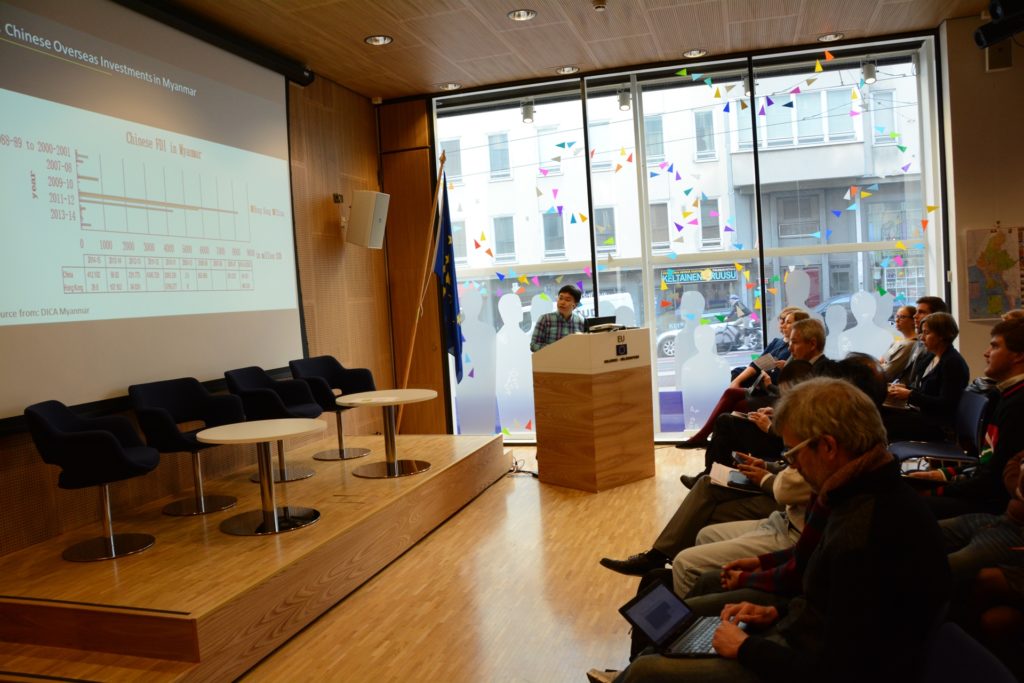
[942,17,1024,377]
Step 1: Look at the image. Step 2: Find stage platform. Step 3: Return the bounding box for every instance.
[0,432,506,682]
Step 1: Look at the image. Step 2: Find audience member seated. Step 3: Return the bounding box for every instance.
[728,307,804,389]
[587,378,951,683]
[898,295,949,386]
[884,311,969,442]
[680,361,813,489]
[880,304,918,382]
[670,465,811,597]
[906,317,1024,518]
[600,353,884,578]
[677,310,809,449]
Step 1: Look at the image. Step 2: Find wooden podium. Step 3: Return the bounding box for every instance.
[533,327,655,492]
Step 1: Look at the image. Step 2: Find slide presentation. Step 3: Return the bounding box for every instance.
[0,0,304,419]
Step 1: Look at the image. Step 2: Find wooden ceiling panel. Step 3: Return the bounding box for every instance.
[729,16,802,52]
[559,0,658,43]
[453,53,537,87]
[648,1,729,59]
[794,0,878,36]
[404,8,515,62]
[165,0,988,100]
[724,0,806,22]
[501,23,598,71]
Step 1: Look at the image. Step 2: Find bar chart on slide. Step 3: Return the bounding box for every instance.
[0,88,296,323]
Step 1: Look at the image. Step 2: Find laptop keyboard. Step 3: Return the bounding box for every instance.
[669,616,719,654]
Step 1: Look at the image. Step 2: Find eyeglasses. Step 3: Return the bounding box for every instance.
[894,314,912,320]
[781,436,816,465]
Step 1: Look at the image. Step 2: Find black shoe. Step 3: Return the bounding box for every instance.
[675,436,709,449]
[599,550,668,576]
[680,473,706,489]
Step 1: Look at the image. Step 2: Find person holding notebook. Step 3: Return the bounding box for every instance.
[588,377,950,683]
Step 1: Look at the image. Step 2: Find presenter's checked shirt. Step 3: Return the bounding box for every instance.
[530,311,585,352]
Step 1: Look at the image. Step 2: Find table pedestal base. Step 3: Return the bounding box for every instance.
[312,447,371,461]
[219,506,321,536]
[352,459,431,479]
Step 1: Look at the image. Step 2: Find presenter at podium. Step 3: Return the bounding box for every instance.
[530,284,585,352]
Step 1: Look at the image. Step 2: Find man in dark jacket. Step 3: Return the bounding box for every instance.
[590,378,950,683]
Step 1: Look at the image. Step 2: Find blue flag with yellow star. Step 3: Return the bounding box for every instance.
[434,175,463,382]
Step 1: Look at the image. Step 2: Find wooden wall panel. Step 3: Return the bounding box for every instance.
[379,100,431,153]
[380,99,448,434]
[0,76,388,557]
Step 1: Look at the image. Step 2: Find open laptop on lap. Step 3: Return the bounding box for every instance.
[619,581,734,657]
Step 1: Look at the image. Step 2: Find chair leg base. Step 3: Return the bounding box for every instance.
[163,495,237,516]
[62,533,155,562]
[249,467,315,484]
[312,447,371,461]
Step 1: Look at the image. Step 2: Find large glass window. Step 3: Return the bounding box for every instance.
[488,133,510,179]
[435,37,944,443]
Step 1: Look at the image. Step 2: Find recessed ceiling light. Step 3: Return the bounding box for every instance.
[817,32,844,42]
[507,9,537,21]
[364,35,393,46]
[438,82,462,91]
[556,65,580,75]
[682,49,708,58]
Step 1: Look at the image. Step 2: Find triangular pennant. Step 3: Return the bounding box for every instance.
[579,213,588,222]
[555,142,566,149]
[851,89,859,100]
[674,222,685,232]
[897,144,907,152]
[570,214,577,224]
[921,219,929,230]
[539,168,549,176]
[704,77,713,87]
[824,50,835,61]
[713,87,721,98]
[927,205,938,213]
[723,102,730,113]
[614,163,623,172]
[766,96,774,106]
[650,171,659,177]
[676,68,688,77]
[725,84,736,93]
[847,202,858,210]
[531,276,540,286]
[790,86,801,94]
[496,272,505,281]
[557,205,563,215]
[831,209,842,217]
[536,187,543,197]
[485,248,493,257]
[740,100,749,110]
[724,225,735,232]
[782,101,794,108]
[896,240,907,250]
[806,77,817,86]
[667,164,674,173]
[815,59,823,73]
[552,188,559,199]
[687,218,698,225]
[675,171,682,180]
[627,153,633,163]
[473,239,480,249]
[849,109,860,117]
[758,105,766,116]
[901,163,911,172]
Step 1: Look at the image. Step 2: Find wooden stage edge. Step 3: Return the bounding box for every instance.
[0,433,507,682]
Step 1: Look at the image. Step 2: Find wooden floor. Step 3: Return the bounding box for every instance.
[240,445,702,683]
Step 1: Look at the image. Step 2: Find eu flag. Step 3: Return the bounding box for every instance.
[434,175,463,382]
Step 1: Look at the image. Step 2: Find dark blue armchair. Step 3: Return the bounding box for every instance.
[289,356,375,461]
[24,400,159,561]
[129,377,243,516]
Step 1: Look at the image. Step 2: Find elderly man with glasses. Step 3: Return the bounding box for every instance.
[589,377,950,683]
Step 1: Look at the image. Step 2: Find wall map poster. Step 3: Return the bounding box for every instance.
[966,226,1023,321]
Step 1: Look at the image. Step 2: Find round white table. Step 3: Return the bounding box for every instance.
[336,389,437,479]
[197,418,326,535]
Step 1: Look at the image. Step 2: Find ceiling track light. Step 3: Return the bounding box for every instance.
[363,35,393,46]
[437,82,462,91]
[682,48,708,58]
[817,32,844,42]
[521,98,535,124]
[556,65,580,75]
[617,89,631,111]
[862,62,877,84]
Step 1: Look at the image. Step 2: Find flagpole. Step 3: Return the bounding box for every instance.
[396,152,446,431]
